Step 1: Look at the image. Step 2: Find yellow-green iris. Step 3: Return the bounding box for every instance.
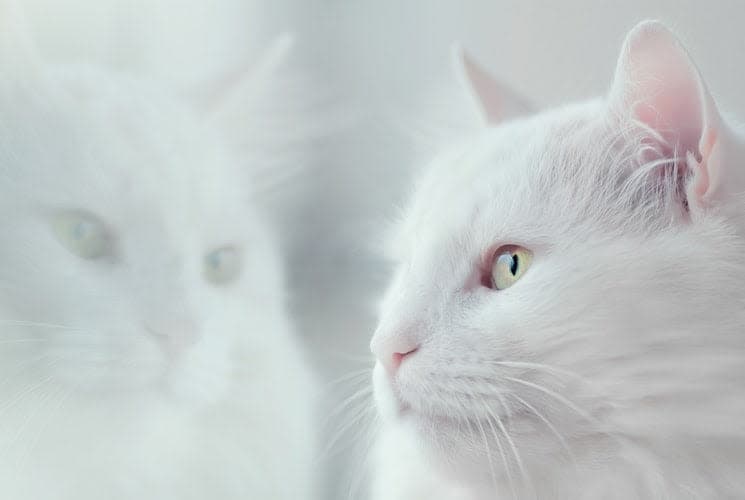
[491,245,533,290]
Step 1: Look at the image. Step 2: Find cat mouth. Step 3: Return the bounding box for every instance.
[395,399,413,416]
[376,364,523,426]
[393,390,525,430]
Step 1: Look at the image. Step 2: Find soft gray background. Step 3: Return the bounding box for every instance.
[22,1,745,499]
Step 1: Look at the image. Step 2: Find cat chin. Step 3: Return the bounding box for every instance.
[374,369,535,491]
[393,412,508,490]
[374,364,497,476]
[372,362,401,421]
[160,363,231,408]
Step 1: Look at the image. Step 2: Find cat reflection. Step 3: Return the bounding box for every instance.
[0,9,316,500]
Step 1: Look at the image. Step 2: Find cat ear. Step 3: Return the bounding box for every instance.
[197,34,294,119]
[453,45,532,124]
[609,21,737,209]
[0,0,39,69]
[197,34,313,201]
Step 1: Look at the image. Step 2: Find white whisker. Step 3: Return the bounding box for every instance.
[493,360,586,382]
[322,393,375,459]
[476,396,500,497]
[509,392,578,474]
[494,393,534,499]
[504,376,599,427]
[483,402,516,500]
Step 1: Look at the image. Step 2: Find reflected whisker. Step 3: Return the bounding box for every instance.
[0,371,58,418]
[0,320,82,330]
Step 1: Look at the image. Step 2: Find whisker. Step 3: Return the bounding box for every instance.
[503,376,600,427]
[10,381,75,475]
[0,352,59,392]
[2,382,56,459]
[346,412,380,500]
[483,403,517,500]
[0,339,48,345]
[322,368,372,393]
[321,395,375,459]
[509,392,578,473]
[325,385,374,424]
[493,360,587,382]
[0,372,58,417]
[0,320,82,330]
[493,394,534,499]
[476,396,500,497]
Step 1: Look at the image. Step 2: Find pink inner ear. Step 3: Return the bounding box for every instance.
[687,128,718,199]
[611,21,724,205]
[619,25,705,154]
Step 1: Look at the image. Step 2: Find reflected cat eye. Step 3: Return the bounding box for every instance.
[204,246,242,285]
[52,210,111,259]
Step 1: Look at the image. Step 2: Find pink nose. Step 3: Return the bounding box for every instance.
[390,348,419,373]
[371,330,420,376]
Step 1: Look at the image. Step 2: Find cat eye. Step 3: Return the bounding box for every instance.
[52,211,111,259]
[490,245,533,290]
[204,246,241,285]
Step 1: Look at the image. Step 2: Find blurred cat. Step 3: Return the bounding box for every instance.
[0,3,317,499]
[371,21,745,499]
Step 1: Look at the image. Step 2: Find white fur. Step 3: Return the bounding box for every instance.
[0,29,317,500]
[371,23,745,500]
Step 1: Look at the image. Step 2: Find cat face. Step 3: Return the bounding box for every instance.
[0,53,286,408]
[372,22,745,485]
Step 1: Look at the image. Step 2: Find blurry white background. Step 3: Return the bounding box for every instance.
[16,1,745,498]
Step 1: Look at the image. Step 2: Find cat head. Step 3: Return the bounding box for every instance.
[372,21,745,486]
[0,7,295,409]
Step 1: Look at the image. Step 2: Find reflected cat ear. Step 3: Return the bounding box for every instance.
[196,34,294,119]
[609,21,742,210]
[453,44,532,124]
[0,0,39,69]
[194,33,314,199]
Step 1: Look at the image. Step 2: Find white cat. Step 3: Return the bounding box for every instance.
[0,4,317,500]
[371,21,745,500]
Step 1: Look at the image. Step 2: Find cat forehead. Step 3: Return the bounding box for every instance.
[0,68,246,218]
[392,100,640,262]
[0,71,250,242]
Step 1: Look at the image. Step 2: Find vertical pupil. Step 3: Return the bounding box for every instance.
[510,253,519,275]
[210,253,221,269]
[73,222,87,240]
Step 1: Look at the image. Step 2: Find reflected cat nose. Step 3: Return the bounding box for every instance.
[370,329,420,376]
[146,317,200,356]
